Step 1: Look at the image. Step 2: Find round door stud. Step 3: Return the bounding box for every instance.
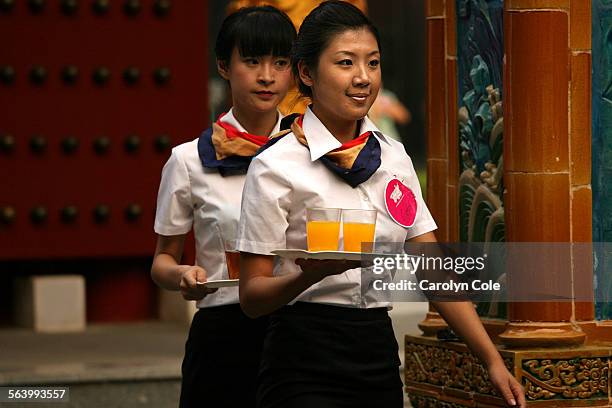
[154,134,171,152]
[30,65,47,86]
[30,206,48,224]
[124,134,140,153]
[92,66,111,85]
[0,206,16,225]
[61,136,79,154]
[92,0,109,14]
[93,136,111,155]
[28,0,46,14]
[123,66,140,85]
[153,67,171,85]
[153,0,170,17]
[61,65,79,84]
[30,135,47,154]
[93,204,110,223]
[123,0,140,16]
[0,133,15,153]
[0,65,15,85]
[60,205,79,223]
[125,203,142,221]
[0,0,15,13]
[60,0,78,15]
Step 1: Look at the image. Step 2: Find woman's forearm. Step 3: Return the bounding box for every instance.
[239,272,322,318]
[151,234,189,291]
[407,233,503,366]
[151,253,189,291]
[431,301,504,368]
[239,253,324,318]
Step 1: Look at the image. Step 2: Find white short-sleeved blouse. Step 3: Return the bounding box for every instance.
[154,109,281,308]
[237,107,437,309]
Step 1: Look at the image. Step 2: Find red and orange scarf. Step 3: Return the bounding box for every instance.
[198,113,272,175]
[260,115,382,187]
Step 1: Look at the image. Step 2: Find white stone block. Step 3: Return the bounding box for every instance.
[14,275,86,333]
[157,288,196,326]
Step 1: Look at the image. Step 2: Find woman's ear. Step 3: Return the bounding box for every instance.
[298,60,314,87]
[217,59,230,80]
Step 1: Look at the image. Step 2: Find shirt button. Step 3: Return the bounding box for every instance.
[363,196,369,202]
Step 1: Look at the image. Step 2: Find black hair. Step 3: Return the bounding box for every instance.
[291,1,381,97]
[215,6,296,65]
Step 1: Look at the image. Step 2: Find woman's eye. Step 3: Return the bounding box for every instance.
[369,59,380,68]
[275,59,289,67]
[244,58,259,65]
[338,59,353,66]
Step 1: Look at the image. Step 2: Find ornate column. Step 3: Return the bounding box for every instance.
[498,0,591,347]
[406,1,610,407]
[418,0,457,337]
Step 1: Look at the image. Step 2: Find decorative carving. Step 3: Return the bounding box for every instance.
[409,394,469,408]
[404,341,512,396]
[522,358,609,400]
[405,340,610,404]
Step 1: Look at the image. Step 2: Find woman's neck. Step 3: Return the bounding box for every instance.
[232,106,278,136]
[310,105,358,144]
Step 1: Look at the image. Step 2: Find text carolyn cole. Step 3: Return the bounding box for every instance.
[372,254,487,275]
[372,279,501,292]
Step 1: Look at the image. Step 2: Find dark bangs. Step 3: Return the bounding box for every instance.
[215,6,296,63]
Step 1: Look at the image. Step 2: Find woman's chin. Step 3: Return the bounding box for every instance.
[250,99,281,113]
[342,107,370,122]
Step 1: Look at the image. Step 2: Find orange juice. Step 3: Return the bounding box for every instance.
[225,251,240,279]
[307,221,340,251]
[343,222,375,252]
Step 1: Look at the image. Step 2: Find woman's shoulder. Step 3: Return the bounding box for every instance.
[168,137,201,166]
[377,133,411,158]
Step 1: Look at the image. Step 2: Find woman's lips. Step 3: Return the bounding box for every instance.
[255,91,275,100]
[348,93,369,103]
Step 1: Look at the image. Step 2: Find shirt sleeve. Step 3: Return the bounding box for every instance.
[403,152,438,240]
[237,155,291,255]
[154,149,194,235]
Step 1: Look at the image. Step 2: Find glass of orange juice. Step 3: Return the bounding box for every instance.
[223,238,241,280]
[342,209,377,252]
[306,208,341,251]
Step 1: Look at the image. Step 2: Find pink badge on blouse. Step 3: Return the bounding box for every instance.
[384,178,418,228]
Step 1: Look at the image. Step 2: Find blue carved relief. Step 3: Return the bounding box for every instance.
[593,0,612,320]
[456,0,505,318]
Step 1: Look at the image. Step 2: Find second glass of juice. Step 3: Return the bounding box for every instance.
[223,238,241,280]
[306,208,341,251]
[342,209,377,252]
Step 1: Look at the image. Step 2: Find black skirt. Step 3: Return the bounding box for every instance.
[179,304,268,408]
[257,302,403,408]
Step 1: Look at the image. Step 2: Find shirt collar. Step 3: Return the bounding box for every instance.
[221,108,282,136]
[301,106,391,162]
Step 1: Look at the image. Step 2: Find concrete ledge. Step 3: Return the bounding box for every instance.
[0,359,182,386]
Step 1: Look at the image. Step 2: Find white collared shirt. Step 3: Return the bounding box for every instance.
[237,107,437,309]
[154,108,281,308]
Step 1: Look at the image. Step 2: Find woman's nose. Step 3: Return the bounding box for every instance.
[353,64,371,86]
[257,64,275,84]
